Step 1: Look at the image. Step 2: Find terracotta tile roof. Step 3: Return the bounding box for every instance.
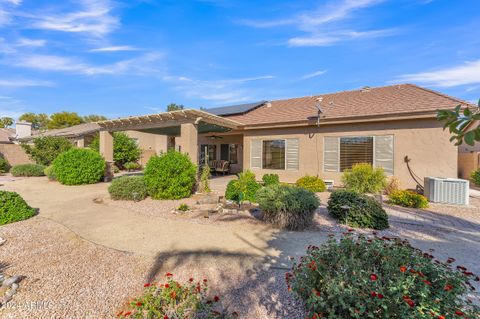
[0,128,15,143]
[223,84,473,126]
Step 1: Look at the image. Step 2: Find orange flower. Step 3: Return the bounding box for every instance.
[400,266,407,273]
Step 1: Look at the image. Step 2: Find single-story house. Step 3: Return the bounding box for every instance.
[92,83,469,189]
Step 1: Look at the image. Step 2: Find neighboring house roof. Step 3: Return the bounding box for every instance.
[206,101,267,116]
[222,84,474,127]
[0,128,15,143]
[21,122,100,141]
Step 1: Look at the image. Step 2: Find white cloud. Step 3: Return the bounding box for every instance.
[89,45,139,52]
[301,70,327,79]
[0,0,22,27]
[289,28,398,47]
[240,0,392,46]
[16,38,46,47]
[29,0,119,37]
[6,52,164,76]
[0,79,53,87]
[394,60,480,87]
[163,74,275,104]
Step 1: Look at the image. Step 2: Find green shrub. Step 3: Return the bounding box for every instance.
[327,190,389,230]
[44,165,56,181]
[144,150,197,200]
[53,148,106,185]
[117,275,237,319]
[123,162,141,171]
[0,157,10,173]
[287,233,480,319]
[342,163,387,194]
[295,175,326,192]
[388,190,428,208]
[21,136,73,166]
[471,169,480,186]
[108,176,147,201]
[255,185,320,230]
[0,191,37,225]
[262,173,280,186]
[11,164,45,177]
[224,170,261,203]
[90,132,141,169]
[178,203,190,211]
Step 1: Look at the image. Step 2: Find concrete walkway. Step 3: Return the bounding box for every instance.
[1,177,277,260]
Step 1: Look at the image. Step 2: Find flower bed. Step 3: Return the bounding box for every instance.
[287,233,479,319]
[116,273,238,319]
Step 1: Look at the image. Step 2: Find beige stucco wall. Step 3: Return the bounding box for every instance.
[242,118,458,189]
[125,130,168,165]
[198,134,244,174]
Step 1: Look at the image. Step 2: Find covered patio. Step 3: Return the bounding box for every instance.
[96,109,244,178]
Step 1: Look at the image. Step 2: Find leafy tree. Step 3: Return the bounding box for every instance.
[18,113,50,131]
[0,117,13,128]
[89,132,141,169]
[83,114,107,122]
[22,136,73,166]
[437,99,480,145]
[47,111,84,129]
[166,103,185,112]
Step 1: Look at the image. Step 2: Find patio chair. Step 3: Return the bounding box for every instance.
[215,160,230,175]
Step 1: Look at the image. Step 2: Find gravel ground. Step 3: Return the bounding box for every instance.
[0,217,150,319]
[0,217,305,319]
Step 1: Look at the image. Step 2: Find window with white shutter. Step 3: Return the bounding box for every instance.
[323,135,394,174]
[286,138,299,170]
[324,137,339,172]
[374,135,394,175]
[250,139,262,169]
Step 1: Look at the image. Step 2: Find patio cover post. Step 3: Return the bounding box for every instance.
[180,122,198,164]
[99,130,114,181]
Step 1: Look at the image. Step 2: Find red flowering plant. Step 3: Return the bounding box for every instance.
[116,273,238,319]
[287,233,480,319]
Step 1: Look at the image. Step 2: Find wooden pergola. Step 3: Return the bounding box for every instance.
[96,109,243,180]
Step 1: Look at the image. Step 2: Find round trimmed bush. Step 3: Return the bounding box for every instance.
[0,157,10,173]
[0,190,37,225]
[471,169,480,186]
[327,190,389,230]
[255,184,320,230]
[44,165,56,181]
[53,148,106,185]
[108,176,147,201]
[296,175,326,192]
[89,132,141,169]
[224,170,261,203]
[287,234,480,319]
[11,164,45,177]
[262,173,280,186]
[388,190,428,208]
[144,150,197,200]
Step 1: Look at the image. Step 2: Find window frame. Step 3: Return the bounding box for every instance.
[250,138,300,171]
[323,135,394,175]
[262,139,286,170]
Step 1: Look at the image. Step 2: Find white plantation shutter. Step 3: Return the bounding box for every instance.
[286,138,299,170]
[250,139,262,169]
[374,135,394,175]
[324,137,339,172]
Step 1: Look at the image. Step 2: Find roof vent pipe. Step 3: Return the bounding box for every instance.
[361,86,371,92]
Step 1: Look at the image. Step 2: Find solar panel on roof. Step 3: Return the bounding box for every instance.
[206,101,266,116]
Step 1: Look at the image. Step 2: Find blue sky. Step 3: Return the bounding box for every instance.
[0,0,479,119]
